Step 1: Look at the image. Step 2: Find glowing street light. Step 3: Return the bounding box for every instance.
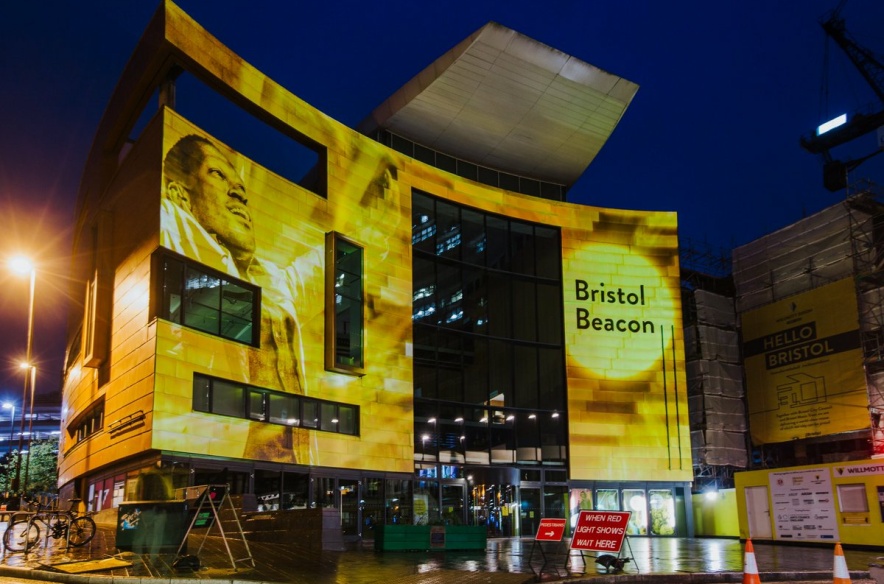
[8,256,36,495]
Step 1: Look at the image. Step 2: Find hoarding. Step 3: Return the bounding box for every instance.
[743,278,867,444]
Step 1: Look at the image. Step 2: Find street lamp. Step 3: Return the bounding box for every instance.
[1,403,14,450]
[8,256,35,495]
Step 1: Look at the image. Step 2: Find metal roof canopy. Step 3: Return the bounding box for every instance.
[359,22,638,187]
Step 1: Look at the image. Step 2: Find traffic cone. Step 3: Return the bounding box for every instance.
[743,538,762,584]
[833,542,851,584]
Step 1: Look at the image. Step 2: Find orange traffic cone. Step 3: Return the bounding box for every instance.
[743,538,762,584]
[833,542,851,584]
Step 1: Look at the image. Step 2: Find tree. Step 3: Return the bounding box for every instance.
[0,438,58,496]
[23,439,59,495]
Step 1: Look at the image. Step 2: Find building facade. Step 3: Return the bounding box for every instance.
[59,1,692,539]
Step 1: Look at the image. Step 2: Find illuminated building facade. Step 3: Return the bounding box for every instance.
[59,1,692,539]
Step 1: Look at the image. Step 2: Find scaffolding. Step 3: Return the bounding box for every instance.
[732,181,884,463]
[681,241,747,489]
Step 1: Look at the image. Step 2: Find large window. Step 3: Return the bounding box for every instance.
[325,232,364,374]
[412,191,566,466]
[193,373,358,436]
[157,254,259,345]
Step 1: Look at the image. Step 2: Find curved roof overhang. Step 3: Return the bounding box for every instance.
[358,22,638,187]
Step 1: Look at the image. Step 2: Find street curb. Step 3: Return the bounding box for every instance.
[0,563,287,584]
[547,571,873,584]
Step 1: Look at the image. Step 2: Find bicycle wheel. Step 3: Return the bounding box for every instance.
[3,518,40,552]
[67,516,96,546]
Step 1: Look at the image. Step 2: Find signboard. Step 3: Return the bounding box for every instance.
[535,518,567,541]
[570,510,630,552]
[742,278,866,444]
[770,468,838,541]
[430,525,445,549]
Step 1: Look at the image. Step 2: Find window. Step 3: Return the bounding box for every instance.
[67,400,105,445]
[837,484,869,513]
[192,374,358,436]
[325,233,364,374]
[156,254,259,345]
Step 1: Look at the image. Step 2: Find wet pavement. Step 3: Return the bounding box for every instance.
[0,524,879,584]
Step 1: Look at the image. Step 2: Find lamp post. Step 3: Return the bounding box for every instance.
[21,364,36,494]
[1,403,14,451]
[9,256,35,495]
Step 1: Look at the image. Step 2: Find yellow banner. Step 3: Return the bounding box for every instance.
[743,278,867,444]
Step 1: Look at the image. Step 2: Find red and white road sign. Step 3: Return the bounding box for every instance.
[569,510,630,552]
[534,518,567,541]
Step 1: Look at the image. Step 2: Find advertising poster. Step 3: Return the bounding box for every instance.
[743,278,867,444]
[769,468,838,541]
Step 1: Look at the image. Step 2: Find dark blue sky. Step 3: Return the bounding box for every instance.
[2,0,884,400]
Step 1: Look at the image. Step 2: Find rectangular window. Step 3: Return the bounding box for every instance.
[192,374,358,436]
[156,254,259,345]
[837,484,869,513]
[325,232,365,375]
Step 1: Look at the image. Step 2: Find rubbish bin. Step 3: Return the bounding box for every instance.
[116,500,189,553]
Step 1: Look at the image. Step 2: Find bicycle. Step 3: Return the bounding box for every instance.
[3,497,96,552]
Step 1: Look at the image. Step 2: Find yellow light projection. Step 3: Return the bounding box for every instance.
[154,110,414,473]
[566,242,677,378]
[562,217,690,483]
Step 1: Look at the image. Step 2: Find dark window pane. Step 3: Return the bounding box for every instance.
[330,234,364,371]
[436,153,457,173]
[269,393,299,425]
[391,134,413,156]
[163,257,184,324]
[338,405,357,435]
[184,269,222,335]
[537,282,563,344]
[463,337,488,405]
[321,402,338,432]
[539,347,565,410]
[435,201,461,259]
[534,226,561,280]
[488,340,512,405]
[414,144,435,165]
[477,166,498,186]
[485,216,508,270]
[212,379,245,417]
[461,209,485,267]
[514,345,538,409]
[221,281,254,342]
[435,262,463,328]
[249,390,266,421]
[520,178,540,197]
[499,173,520,192]
[301,400,319,429]
[510,222,535,276]
[412,194,436,254]
[486,272,511,338]
[457,161,478,182]
[414,362,437,400]
[412,256,436,323]
[512,278,537,341]
[193,375,211,412]
[462,266,487,333]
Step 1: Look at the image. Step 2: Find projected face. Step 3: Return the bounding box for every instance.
[186,143,255,260]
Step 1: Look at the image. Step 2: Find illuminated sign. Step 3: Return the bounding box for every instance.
[817,114,847,136]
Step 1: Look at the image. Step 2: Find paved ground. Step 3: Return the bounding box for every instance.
[0,524,879,584]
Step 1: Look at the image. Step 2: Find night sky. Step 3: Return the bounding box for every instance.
[2,0,884,403]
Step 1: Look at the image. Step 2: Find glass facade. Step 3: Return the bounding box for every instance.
[411,191,567,469]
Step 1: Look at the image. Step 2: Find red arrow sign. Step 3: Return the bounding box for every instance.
[534,518,567,541]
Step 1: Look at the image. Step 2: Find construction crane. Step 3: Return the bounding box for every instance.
[800,1,884,191]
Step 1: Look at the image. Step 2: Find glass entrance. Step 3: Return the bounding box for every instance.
[520,486,541,537]
[340,479,359,537]
[470,483,518,536]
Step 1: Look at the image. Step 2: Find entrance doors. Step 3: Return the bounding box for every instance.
[520,486,541,537]
[470,483,518,536]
